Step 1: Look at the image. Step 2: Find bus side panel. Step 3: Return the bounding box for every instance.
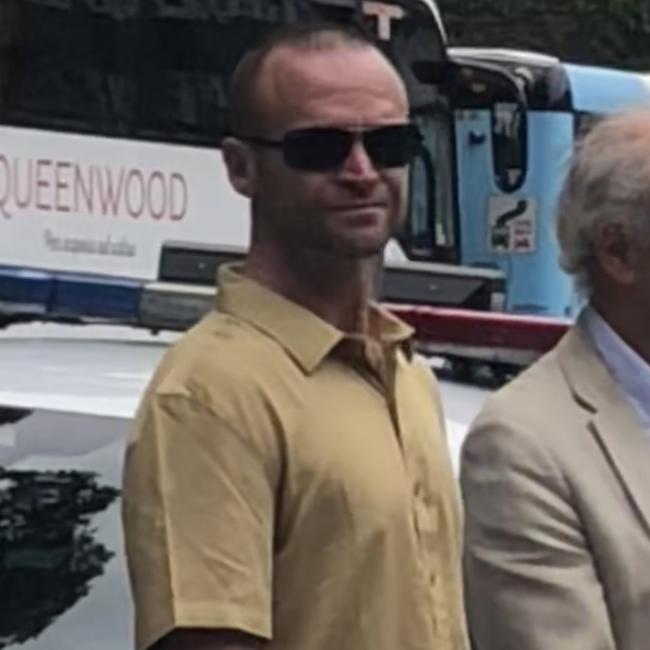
[0,126,250,281]
[454,109,575,317]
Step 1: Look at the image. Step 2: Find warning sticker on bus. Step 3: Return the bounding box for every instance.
[487,196,537,254]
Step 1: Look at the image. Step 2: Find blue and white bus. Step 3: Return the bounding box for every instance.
[434,48,650,317]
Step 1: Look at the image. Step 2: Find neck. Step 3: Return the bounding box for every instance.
[243,243,380,333]
[591,295,650,365]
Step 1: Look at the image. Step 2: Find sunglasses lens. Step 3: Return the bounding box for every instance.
[281,124,421,172]
[365,125,422,168]
[283,128,353,171]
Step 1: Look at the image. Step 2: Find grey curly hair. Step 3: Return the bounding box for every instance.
[556,109,650,296]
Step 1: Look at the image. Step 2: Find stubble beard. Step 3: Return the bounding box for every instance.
[255,198,402,262]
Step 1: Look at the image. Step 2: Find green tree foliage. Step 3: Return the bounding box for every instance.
[437,0,650,70]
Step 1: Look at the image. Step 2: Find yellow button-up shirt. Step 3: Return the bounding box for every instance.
[122,265,468,650]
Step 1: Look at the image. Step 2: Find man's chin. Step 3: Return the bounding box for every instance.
[330,235,390,259]
[302,223,396,259]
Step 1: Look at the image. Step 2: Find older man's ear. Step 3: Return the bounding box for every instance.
[593,222,639,286]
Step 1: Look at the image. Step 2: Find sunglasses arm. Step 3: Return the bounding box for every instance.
[238,135,284,149]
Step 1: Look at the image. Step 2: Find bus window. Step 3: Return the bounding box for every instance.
[575,111,601,140]
[1,1,136,136]
[491,100,527,192]
[0,1,307,145]
[0,1,450,140]
[0,1,19,116]
[408,111,456,260]
[379,5,456,262]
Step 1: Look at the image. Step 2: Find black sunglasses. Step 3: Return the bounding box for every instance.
[239,123,422,172]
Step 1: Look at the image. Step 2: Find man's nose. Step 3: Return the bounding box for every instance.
[338,139,379,182]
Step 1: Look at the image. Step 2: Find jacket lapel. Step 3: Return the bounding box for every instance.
[558,326,650,535]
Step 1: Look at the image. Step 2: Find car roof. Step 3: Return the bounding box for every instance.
[0,324,489,468]
[0,323,178,417]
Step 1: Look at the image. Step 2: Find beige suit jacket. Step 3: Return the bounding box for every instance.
[461,325,650,650]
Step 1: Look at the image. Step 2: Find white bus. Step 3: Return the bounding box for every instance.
[0,0,504,322]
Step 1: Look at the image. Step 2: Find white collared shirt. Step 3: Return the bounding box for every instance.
[582,306,650,432]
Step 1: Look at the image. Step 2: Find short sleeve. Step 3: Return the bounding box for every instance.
[122,393,278,650]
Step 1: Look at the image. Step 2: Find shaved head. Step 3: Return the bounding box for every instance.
[228,24,403,137]
[221,21,412,266]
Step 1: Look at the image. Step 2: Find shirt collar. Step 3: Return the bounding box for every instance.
[581,305,650,430]
[215,264,414,374]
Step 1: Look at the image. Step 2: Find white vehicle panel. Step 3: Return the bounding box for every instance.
[0,126,249,279]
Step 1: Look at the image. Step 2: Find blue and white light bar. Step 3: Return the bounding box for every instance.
[53,273,142,322]
[0,265,145,324]
[0,265,567,368]
[0,266,53,316]
[139,281,214,331]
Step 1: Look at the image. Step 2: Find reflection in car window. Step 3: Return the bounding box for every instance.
[0,469,119,648]
[0,406,128,649]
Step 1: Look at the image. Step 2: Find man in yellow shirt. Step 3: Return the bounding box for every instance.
[122,24,467,650]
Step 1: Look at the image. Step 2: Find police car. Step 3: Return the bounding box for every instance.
[0,322,488,649]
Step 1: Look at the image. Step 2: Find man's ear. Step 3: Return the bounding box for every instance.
[222,137,257,198]
[594,222,638,285]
